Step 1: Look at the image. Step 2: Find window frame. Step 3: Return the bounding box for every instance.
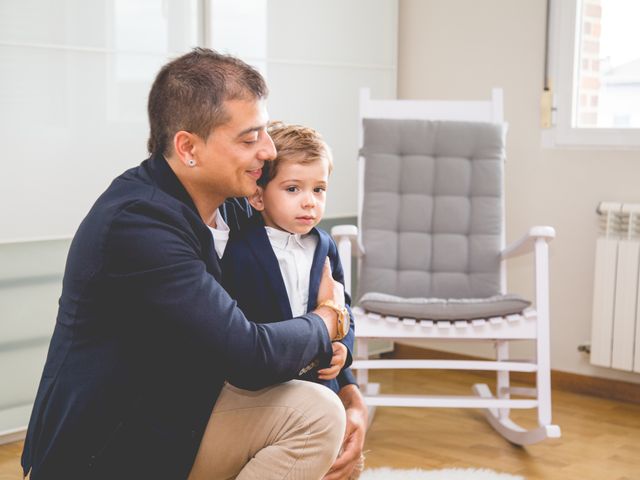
[543,0,640,149]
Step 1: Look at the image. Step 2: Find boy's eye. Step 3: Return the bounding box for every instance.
[286,186,298,192]
[314,187,326,193]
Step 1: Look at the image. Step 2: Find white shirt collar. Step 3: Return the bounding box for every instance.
[208,210,230,259]
[212,210,230,232]
[265,226,308,250]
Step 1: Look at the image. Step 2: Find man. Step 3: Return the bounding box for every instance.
[22,48,366,479]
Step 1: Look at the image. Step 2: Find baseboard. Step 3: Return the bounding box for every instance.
[386,343,640,405]
[0,428,25,446]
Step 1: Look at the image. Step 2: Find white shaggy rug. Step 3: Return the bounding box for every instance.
[360,467,524,480]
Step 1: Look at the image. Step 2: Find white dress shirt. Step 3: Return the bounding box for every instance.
[265,227,319,318]
[208,210,230,259]
[209,214,318,318]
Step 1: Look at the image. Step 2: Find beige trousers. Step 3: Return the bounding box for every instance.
[188,380,346,480]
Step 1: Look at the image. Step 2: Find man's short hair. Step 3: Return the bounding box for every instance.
[259,122,333,187]
[147,48,267,156]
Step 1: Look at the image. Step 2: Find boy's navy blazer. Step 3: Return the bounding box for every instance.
[221,216,356,391]
[21,155,335,480]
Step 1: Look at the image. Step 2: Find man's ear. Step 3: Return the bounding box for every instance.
[248,186,265,211]
[172,131,199,167]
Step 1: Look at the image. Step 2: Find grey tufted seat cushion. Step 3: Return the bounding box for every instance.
[359,292,530,321]
[357,119,530,320]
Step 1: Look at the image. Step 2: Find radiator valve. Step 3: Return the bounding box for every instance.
[577,344,591,354]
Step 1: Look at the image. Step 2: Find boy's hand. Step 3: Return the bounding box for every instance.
[318,342,348,380]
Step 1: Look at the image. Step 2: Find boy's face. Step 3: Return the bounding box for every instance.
[253,157,329,234]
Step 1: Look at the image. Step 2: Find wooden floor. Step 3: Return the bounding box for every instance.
[362,370,640,480]
[2,369,640,480]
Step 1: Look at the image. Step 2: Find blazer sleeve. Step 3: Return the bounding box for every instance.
[104,199,334,391]
[337,367,357,389]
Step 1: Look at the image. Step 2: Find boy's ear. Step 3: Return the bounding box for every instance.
[248,186,265,211]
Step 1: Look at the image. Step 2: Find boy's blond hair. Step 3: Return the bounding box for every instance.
[258,122,333,186]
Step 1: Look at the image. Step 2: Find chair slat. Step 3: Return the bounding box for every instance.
[362,394,538,409]
[499,386,538,397]
[353,359,538,372]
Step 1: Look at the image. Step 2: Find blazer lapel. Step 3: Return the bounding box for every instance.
[307,228,329,312]
[145,154,222,278]
[244,223,293,319]
[204,245,222,279]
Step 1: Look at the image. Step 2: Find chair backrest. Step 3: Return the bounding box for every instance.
[356,89,506,301]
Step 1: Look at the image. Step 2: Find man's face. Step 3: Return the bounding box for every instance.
[193,98,276,203]
[258,158,329,235]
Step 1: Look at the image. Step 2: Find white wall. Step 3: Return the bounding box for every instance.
[0,239,68,436]
[396,0,640,383]
[0,0,201,242]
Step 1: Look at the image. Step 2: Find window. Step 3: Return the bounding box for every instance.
[0,0,397,439]
[208,0,398,217]
[545,0,640,147]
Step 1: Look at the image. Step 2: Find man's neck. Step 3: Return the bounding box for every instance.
[165,155,223,227]
[192,193,223,228]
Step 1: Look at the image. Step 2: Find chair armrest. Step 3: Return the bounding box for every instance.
[331,224,364,257]
[331,225,363,297]
[501,226,555,260]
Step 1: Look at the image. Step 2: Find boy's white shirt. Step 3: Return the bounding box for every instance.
[264,226,318,318]
[208,211,318,318]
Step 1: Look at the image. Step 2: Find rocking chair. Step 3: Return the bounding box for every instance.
[331,88,560,445]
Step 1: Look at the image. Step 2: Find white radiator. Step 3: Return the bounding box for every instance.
[591,202,640,372]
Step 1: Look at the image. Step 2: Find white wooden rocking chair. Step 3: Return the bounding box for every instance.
[331,88,561,445]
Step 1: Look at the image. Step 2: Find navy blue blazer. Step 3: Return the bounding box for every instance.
[21,155,335,479]
[220,216,356,393]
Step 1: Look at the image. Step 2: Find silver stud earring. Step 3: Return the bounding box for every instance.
[187,158,196,167]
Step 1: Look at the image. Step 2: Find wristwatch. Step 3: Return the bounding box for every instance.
[318,300,349,341]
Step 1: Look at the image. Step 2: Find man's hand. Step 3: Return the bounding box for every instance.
[317,258,345,308]
[315,258,345,340]
[318,342,348,380]
[323,384,368,480]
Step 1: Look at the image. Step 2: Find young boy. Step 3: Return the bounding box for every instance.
[220,122,356,393]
